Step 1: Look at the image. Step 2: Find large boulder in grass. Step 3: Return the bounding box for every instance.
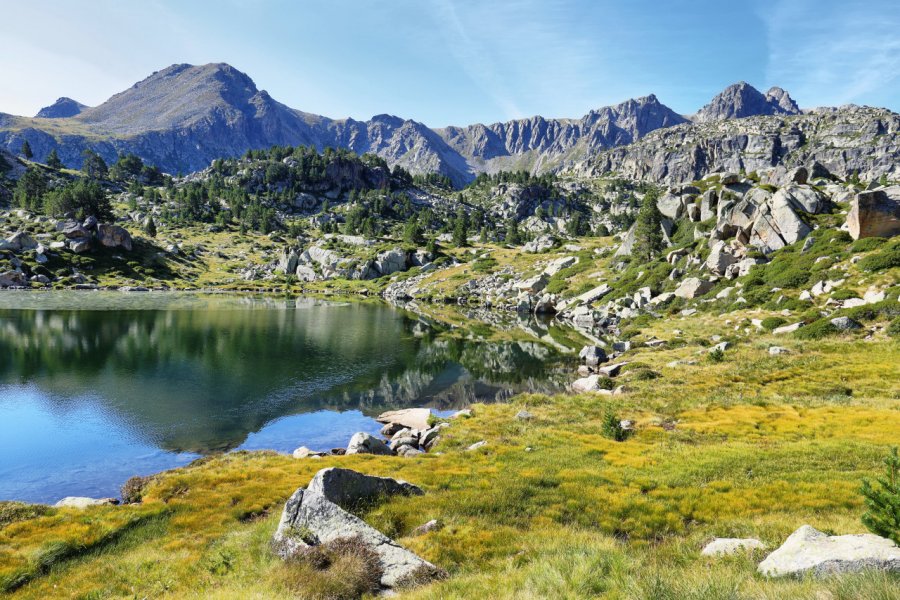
[758,525,900,577]
[674,277,713,299]
[847,187,900,240]
[272,468,441,588]
[96,224,133,251]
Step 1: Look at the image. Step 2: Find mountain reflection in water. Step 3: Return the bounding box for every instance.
[0,292,568,502]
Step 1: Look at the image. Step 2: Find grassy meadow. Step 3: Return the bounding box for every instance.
[1,310,897,599]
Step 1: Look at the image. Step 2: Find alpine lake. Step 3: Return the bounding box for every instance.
[0,291,579,503]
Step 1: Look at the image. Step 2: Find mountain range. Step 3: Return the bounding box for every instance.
[1,62,896,185]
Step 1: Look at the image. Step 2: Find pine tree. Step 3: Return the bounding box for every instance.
[144,216,157,238]
[632,188,664,262]
[403,217,423,246]
[21,140,33,160]
[506,218,522,245]
[861,447,900,544]
[452,208,468,247]
[46,148,63,169]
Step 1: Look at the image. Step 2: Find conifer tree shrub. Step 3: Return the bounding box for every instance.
[861,447,900,544]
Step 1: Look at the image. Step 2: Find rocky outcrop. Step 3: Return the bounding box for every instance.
[758,525,900,577]
[581,106,900,185]
[694,82,800,123]
[847,186,900,239]
[272,468,440,589]
[96,224,133,251]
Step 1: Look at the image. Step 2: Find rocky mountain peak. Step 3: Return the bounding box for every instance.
[765,86,801,114]
[694,82,801,123]
[77,62,263,134]
[35,97,87,119]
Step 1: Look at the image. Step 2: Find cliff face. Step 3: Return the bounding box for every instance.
[577,106,900,184]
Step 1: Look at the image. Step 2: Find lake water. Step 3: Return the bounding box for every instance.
[0,292,567,503]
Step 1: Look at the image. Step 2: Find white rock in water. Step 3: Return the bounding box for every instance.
[758,525,900,577]
[701,537,765,556]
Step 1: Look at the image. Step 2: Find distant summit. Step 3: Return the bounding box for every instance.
[35,97,87,118]
[694,82,801,123]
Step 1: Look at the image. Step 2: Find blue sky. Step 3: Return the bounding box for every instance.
[1,0,898,126]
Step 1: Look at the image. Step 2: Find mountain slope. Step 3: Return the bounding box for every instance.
[1,66,894,186]
[0,63,690,184]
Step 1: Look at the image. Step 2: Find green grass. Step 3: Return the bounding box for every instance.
[0,312,897,599]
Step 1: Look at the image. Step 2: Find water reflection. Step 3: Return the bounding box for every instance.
[0,293,568,502]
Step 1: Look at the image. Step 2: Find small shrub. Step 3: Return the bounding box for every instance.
[858,248,900,272]
[631,368,660,381]
[595,377,615,390]
[830,289,860,301]
[275,536,383,600]
[760,316,787,331]
[888,316,900,337]
[795,319,838,340]
[0,501,51,527]
[601,410,632,442]
[121,476,151,504]
[860,447,900,545]
[850,237,886,253]
[708,348,725,363]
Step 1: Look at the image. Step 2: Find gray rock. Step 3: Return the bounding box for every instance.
[412,519,442,535]
[375,247,410,276]
[709,342,731,353]
[758,525,900,577]
[768,346,789,355]
[96,224,133,251]
[543,256,577,276]
[847,186,900,239]
[346,432,393,456]
[4,231,37,251]
[272,468,438,588]
[69,238,91,253]
[578,345,608,366]
[54,496,119,508]
[706,241,738,275]
[376,408,432,431]
[773,322,803,335]
[515,410,534,421]
[674,277,714,299]
[830,316,862,331]
[515,273,549,293]
[0,271,27,288]
[702,537,765,557]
